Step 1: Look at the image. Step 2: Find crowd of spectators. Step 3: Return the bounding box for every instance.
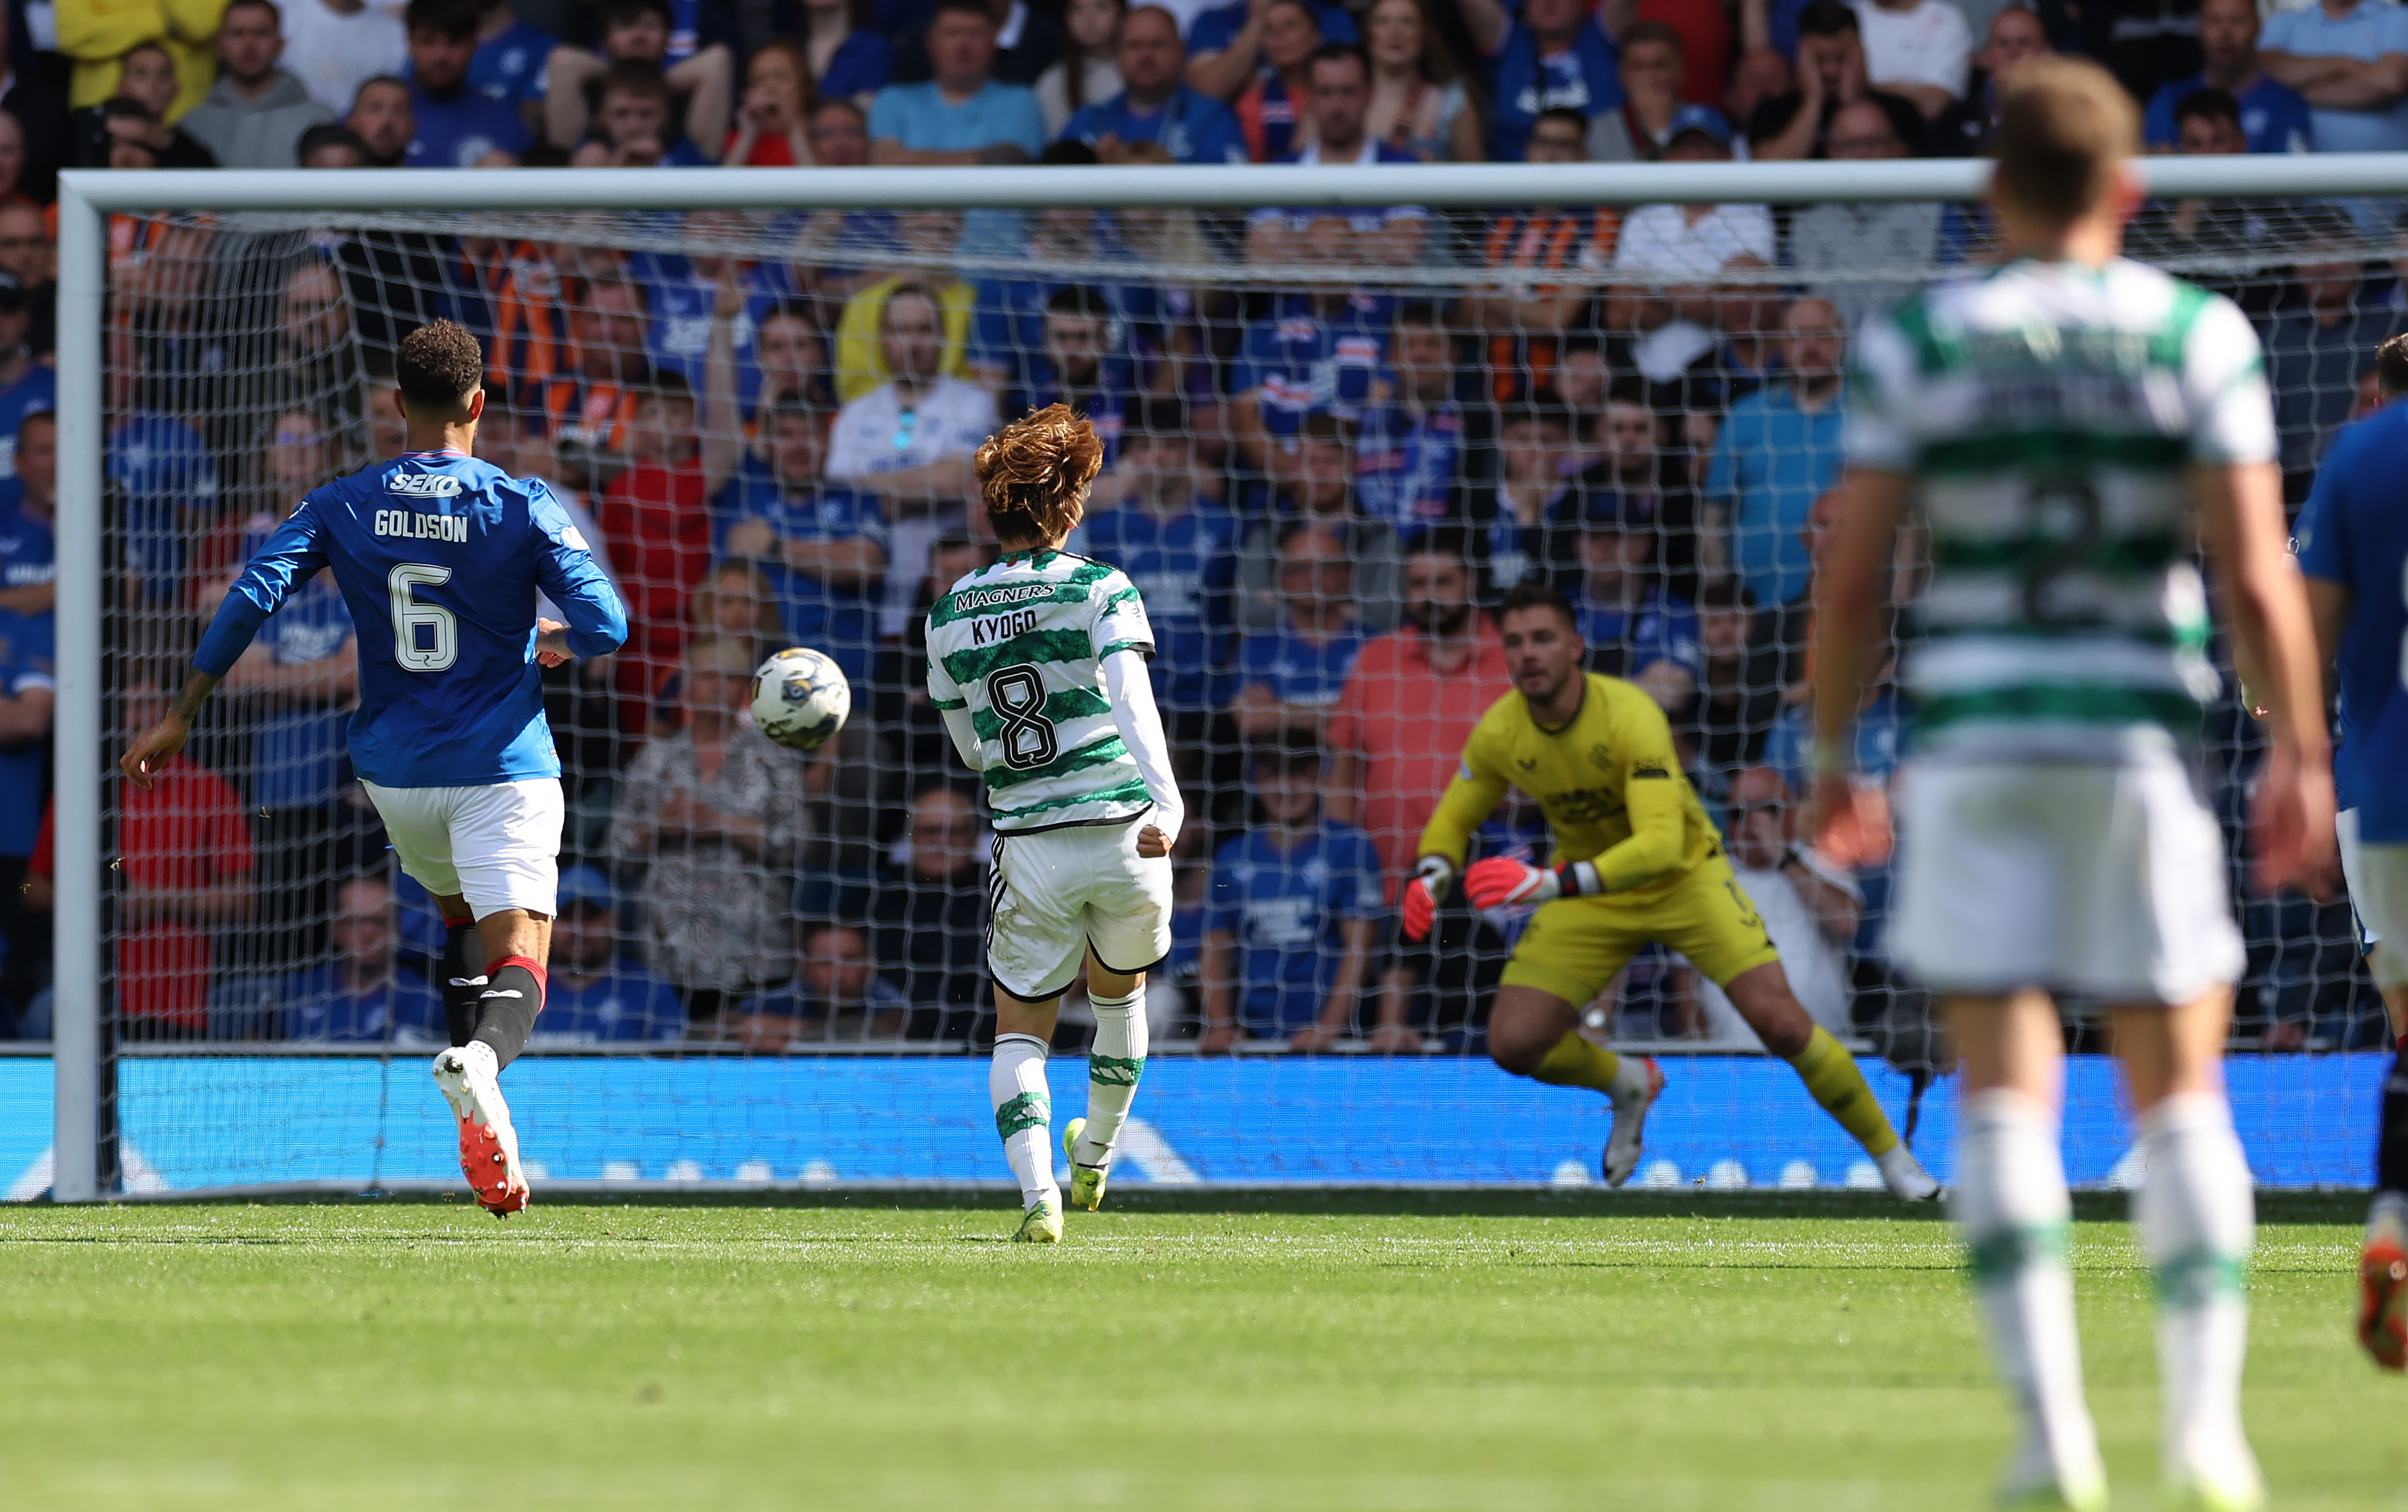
[0,0,2396,1056]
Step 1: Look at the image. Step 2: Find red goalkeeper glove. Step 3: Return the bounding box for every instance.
[1463,856,1602,910]
[1400,857,1454,942]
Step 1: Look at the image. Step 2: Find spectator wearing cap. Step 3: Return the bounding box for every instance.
[405,0,537,167]
[534,865,685,1044]
[2145,0,2313,156]
[1231,523,1367,749]
[1704,296,1849,613]
[1245,45,1429,268]
[0,273,53,485]
[870,785,992,1040]
[1062,4,1248,164]
[1079,395,1243,767]
[1355,302,1486,541]
[1456,0,1628,161]
[1199,743,1389,1053]
[611,635,816,1029]
[1786,98,1941,331]
[1746,0,1926,160]
[182,0,340,169]
[1603,106,1773,293]
[1847,0,1970,120]
[1570,473,1697,680]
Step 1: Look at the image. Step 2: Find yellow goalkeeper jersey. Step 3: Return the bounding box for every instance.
[1416,673,1722,903]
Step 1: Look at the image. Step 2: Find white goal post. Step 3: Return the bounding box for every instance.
[45,154,2408,1202]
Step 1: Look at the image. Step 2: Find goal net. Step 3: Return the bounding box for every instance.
[22,168,2399,1198]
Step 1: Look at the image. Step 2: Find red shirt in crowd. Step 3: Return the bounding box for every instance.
[598,458,713,735]
[1326,619,1513,896]
[31,761,255,1030]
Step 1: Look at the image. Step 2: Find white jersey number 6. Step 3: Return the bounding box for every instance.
[389,562,459,672]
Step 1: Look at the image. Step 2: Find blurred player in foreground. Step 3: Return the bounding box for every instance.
[1402,583,1940,1201]
[2293,330,2408,1372]
[1812,58,2332,1510]
[926,404,1184,1242]
[123,320,628,1216]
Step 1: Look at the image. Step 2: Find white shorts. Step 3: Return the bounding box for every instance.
[361,778,565,920]
[987,819,1175,1002]
[2339,808,2408,989]
[1890,751,2244,1005]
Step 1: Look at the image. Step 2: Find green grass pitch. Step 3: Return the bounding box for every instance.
[0,1194,2397,1510]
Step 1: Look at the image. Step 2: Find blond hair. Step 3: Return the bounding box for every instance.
[1993,56,2140,226]
[975,403,1104,546]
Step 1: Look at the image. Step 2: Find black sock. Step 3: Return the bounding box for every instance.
[472,956,545,1070]
[439,922,485,1049]
[2380,1049,2408,1196]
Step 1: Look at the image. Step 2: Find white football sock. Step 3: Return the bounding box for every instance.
[461,1040,499,1082]
[1077,988,1148,1168]
[990,1033,1057,1209]
[1951,1089,2101,1496]
[2136,1092,2259,1489]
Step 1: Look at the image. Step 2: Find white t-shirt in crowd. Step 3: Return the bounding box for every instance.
[1849,0,1972,101]
[1600,203,1777,283]
[281,0,411,116]
[1693,854,1862,1047]
[826,373,997,637]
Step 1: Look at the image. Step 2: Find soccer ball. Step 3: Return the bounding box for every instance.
[749,647,850,751]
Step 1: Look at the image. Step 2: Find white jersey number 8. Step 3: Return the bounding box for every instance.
[389,562,459,672]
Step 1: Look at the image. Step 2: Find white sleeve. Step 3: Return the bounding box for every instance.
[1103,647,1183,846]
[1841,312,1920,472]
[2183,291,2277,465]
[938,704,988,772]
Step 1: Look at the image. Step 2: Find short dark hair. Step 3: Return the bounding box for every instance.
[1045,284,1111,320]
[596,58,673,107]
[2171,86,2242,131]
[1797,0,1861,37]
[224,0,283,28]
[600,0,671,30]
[1531,105,1590,142]
[1620,19,1685,56]
[767,394,830,427]
[100,94,157,125]
[395,319,485,415]
[295,122,369,164]
[403,0,481,39]
[16,408,53,446]
[1307,41,1370,85]
[1125,394,1188,440]
[1697,578,1757,612]
[640,370,696,407]
[1497,580,1579,634]
[2378,333,2408,401]
[1300,411,1355,446]
[929,0,997,29]
[1395,299,1449,332]
[1039,138,1099,167]
[1406,524,1472,570]
[1504,392,1575,436]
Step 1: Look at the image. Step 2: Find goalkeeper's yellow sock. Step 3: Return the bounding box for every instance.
[1528,1031,1623,1092]
[1787,1025,1900,1157]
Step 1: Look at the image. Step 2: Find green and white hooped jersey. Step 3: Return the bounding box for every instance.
[925,549,1157,831]
[1845,257,2277,758]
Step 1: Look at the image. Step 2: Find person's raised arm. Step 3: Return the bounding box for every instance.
[702,265,746,495]
[126,503,328,789]
[1187,1,1269,100]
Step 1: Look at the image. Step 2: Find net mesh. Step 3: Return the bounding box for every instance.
[40,190,2399,1192]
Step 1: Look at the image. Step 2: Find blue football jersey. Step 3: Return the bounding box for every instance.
[2297,404,2408,840]
[193,450,628,790]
